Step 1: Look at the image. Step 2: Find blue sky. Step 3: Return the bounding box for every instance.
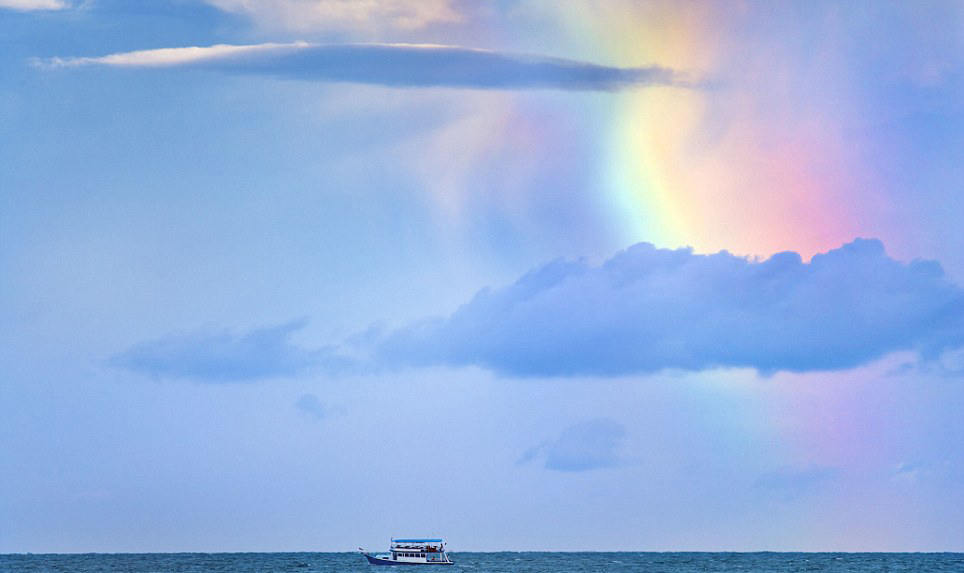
[2,0,963,552]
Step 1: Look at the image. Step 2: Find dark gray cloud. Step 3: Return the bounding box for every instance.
[39,42,688,91]
[519,418,627,472]
[111,319,321,382]
[374,239,964,377]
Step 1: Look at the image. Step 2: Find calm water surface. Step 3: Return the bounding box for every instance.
[3,552,963,573]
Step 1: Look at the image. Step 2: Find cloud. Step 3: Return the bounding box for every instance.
[109,239,964,382]
[204,0,460,33]
[295,393,327,420]
[0,0,69,10]
[927,347,964,377]
[754,465,840,501]
[35,42,688,91]
[891,460,964,486]
[373,239,964,377]
[39,42,310,69]
[519,418,627,472]
[111,319,322,382]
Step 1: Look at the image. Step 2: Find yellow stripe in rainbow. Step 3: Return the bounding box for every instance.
[588,2,721,251]
[603,88,707,251]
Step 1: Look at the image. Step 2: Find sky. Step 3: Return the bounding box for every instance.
[1,0,963,553]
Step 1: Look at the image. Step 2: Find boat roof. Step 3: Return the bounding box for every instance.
[393,538,443,543]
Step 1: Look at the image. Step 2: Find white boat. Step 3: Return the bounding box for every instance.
[360,538,454,566]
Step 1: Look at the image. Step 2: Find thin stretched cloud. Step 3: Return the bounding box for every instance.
[203,0,461,33]
[110,319,359,382]
[111,319,323,382]
[755,465,841,501]
[372,239,964,377]
[0,0,70,10]
[34,42,689,91]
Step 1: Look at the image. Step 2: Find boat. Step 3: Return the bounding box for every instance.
[360,538,454,566]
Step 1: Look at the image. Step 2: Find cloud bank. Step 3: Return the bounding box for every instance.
[373,239,964,377]
[36,42,687,91]
[111,239,964,381]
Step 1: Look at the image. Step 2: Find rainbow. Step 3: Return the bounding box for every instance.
[408,3,877,263]
[557,2,870,260]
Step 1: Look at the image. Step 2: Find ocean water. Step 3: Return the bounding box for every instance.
[2,552,963,573]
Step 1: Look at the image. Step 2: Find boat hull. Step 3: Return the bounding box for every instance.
[365,554,453,566]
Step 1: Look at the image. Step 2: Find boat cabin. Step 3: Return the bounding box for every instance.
[362,538,453,565]
[391,539,449,563]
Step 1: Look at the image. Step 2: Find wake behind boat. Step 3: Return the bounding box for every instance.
[360,538,453,566]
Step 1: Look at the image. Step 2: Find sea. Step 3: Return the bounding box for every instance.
[2,552,963,573]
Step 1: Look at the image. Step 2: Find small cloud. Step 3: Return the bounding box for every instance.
[892,347,964,378]
[35,42,691,92]
[934,347,964,376]
[892,460,931,484]
[519,418,628,472]
[296,393,327,420]
[0,0,70,11]
[755,465,840,501]
[111,319,322,382]
[892,460,964,486]
[204,0,461,33]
